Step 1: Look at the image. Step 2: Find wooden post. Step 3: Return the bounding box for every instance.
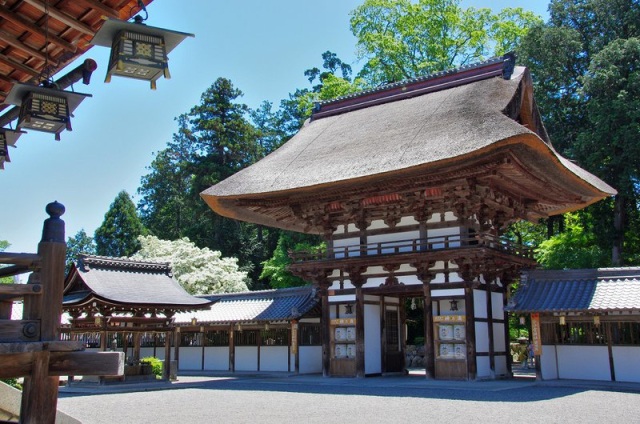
[164,329,172,380]
[20,202,66,424]
[606,322,616,381]
[229,324,235,372]
[423,283,435,379]
[320,284,330,377]
[464,286,477,380]
[292,320,299,374]
[380,297,386,374]
[355,283,365,378]
[486,282,495,377]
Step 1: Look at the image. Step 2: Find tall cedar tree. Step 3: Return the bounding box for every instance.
[518,0,640,265]
[95,190,147,257]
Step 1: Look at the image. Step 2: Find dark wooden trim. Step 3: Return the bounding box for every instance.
[486,284,495,375]
[503,291,512,376]
[465,286,476,380]
[355,285,365,378]
[607,322,616,381]
[321,292,330,377]
[380,297,386,374]
[229,324,235,372]
[423,284,435,379]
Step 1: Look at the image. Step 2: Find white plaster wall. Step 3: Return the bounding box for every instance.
[178,346,202,370]
[474,289,487,318]
[494,355,508,376]
[540,345,558,380]
[557,345,610,381]
[140,347,156,359]
[299,346,322,374]
[334,237,361,258]
[368,230,420,254]
[365,304,382,375]
[431,288,464,298]
[260,346,289,371]
[368,220,386,230]
[475,321,489,353]
[204,347,229,371]
[493,323,506,352]
[427,227,461,249]
[612,346,640,383]
[329,295,356,304]
[476,356,491,378]
[235,347,258,371]
[491,292,504,319]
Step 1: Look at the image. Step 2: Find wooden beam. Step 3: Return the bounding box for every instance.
[23,0,96,36]
[0,350,124,378]
[0,29,52,63]
[0,340,84,354]
[75,0,119,19]
[0,264,31,278]
[0,320,40,342]
[0,252,40,267]
[0,283,42,297]
[0,5,77,52]
[0,52,40,76]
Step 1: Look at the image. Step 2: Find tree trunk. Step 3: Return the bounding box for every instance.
[612,194,625,266]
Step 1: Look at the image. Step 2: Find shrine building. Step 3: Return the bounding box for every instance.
[200,54,615,379]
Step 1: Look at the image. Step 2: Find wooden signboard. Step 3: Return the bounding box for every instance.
[531,313,542,356]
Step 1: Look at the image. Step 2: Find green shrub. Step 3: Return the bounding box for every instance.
[2,378,22,390]
[140,356,163,378]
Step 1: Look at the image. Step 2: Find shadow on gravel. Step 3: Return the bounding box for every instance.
[59,374,596,403]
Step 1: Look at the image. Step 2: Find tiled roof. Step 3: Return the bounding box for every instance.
[506,268,640,313]
[174,286,319,324]
[63,255,209,308]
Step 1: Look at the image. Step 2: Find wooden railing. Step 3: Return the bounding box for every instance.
[0,202,123,423]
[289,232,534,263]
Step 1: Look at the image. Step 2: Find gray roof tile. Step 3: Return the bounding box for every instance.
[507,268,640,313]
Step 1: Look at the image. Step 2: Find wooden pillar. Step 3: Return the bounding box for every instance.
[502,281,513,376]
[292,320,299,373]
[257,327,262,371]
[320,284,331,377]
[354,281,365,378]
[399,296,407,371]
[174,328,180,371]
[464,286,477,380]
[380,296,387,374]
[229,323,235,372]
[606,322,616,381]
[164,330,172,380]
[486,281,495,377]
[423,283,435,379]
[0,301,11,319]
[20,202,66,424]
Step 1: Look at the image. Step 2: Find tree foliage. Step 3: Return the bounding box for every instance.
[131,235,248,294]
[95,190,147,257]
[518,0,640,265]
[65,229,95,272]
[350,0,541,85]
[0,240,12,284]
[260,232,322,289]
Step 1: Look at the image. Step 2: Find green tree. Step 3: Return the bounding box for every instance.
[260,232,322,289]
[0,240,12,284]
[131,235,248,294]
[536,214,610,269]
[65,229,95,272]
[518,0,640,265]
[95,190,147,257]
[350,0,541,85]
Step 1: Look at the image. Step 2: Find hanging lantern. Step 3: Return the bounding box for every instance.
[0,128,24,170]
[559,315,566,326]
[5,83,91,141]
[91,18,194,90]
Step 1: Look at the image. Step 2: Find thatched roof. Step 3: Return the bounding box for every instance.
[201,56,615,231]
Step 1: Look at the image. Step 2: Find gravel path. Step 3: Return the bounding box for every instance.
[57,376,640,424]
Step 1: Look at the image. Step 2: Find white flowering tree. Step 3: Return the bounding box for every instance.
[131,235,249,295]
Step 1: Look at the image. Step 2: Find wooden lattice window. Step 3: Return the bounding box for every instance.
[261,328,289,346]
[180,331,203,347]
[300,324,321,346]
[205,330,229,346]
[235,330,258,346]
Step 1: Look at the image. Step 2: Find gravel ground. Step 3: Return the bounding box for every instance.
[57,375,640,424]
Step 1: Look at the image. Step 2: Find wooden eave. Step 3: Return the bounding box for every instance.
[209,138,611,234]
[0,0,152,109]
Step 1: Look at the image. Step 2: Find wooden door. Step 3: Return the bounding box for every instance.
[384,309,404,372]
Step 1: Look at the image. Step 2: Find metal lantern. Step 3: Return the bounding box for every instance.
[5,83,91,141]
[91,18,194,90]
[0,128,24,170]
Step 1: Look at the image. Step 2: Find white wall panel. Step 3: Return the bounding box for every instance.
[612,346,640,383]
[474,289,487,318]
[364,304,382,375]
[204,347,229,370]
[235,347,258,371]
[557,345,610,381]
[260,346,289,371]
[178,346,202,370]
[299,346,322,374]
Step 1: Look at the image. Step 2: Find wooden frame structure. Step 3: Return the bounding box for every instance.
[0,202,123,423]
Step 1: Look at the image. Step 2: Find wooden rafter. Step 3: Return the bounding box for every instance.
[0,5,77,52]
[75,0,120,19]
[0,29,53,63]
[0,52,40,77]
[23,0,96,36]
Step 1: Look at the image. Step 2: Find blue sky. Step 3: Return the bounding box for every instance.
[1,0,549,256]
